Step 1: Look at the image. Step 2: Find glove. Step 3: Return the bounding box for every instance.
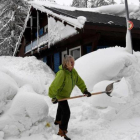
[52,98,58,104]
[84,89,91,97]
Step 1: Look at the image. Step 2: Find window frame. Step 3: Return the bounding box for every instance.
[69,46,81,60]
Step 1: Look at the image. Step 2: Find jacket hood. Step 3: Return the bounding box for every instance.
[59,65,63,70]
[59,65,75,74]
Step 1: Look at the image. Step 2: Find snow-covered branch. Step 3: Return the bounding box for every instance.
[0,12,15,32]
[0,36,11,46]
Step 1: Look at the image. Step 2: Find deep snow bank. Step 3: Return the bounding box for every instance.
[0,56,55,94]
[0,85,49,137]
[0,56,55,138]
[75,47,135,92]
[75,47,140,121]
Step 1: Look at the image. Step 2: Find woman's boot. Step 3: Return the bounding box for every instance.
[57,128,71,140]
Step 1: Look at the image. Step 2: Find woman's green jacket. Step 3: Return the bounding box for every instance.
[49,65,87,100]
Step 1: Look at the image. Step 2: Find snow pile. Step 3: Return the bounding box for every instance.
[0,85,49,138]
[0,71,18,114]
[89,4,140,20]
[0,56,55,138]
[0,56,54,94]
[74,47,140,122]
[77,16,87,25]
[75,47,134,92]
[48,16,78,47]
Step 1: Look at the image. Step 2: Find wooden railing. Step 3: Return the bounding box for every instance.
[25,33,48,53]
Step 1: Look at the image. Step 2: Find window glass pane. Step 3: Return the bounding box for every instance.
[86,46,92,53]
[54,53,60,73]
[43,56,47,63]
[70,48,80,60]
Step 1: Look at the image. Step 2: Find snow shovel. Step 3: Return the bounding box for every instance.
[58,80,120,102]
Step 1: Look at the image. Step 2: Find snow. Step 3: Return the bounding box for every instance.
[1,46,140,140]
[48,16,78,47]
[29,3,86,29]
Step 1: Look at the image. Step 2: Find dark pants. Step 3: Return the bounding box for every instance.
[55,100,70,130]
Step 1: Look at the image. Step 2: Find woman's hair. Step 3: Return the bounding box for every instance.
[62,55,74,69]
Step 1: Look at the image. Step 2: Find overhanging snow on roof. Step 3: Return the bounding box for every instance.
[30,3,86,29]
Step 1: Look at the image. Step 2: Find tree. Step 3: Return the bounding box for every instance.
[0,0,29,56]
[72,0,116,8]
[72,0,88,8]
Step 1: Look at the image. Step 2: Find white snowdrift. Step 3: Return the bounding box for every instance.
[0,56,55,138]
[0,85,49,137]
[0,56,55,95]
[0,71,18,114]
[89,4,140,20]
[75,47,135,92]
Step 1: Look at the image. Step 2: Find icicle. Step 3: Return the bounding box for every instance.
[74,26,77,29]
[37,47,40,53]
[62,20,65,24]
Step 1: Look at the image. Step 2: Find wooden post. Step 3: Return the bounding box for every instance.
[80,29,84,56]
[66,47,69,55]
[37,11,39,52]
[30,16,33,54]
[92,33,100,51]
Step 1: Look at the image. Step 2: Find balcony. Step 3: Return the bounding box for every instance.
[25,33,48,53]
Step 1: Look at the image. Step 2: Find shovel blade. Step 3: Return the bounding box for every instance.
[105,80,120,97]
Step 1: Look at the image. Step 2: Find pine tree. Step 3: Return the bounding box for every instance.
[0,0,29,56]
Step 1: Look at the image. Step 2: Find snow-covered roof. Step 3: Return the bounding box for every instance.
[47,7,140,28]
[29,1,140,21]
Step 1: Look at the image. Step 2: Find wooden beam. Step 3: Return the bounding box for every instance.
[84,24,140,34]
[92,33,100,51]
[84,24,126,32]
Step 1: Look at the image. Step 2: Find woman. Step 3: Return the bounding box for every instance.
[49,55,91,140]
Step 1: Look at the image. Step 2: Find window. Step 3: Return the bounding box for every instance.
[39,28,43,36]
[69,46,81,60]
[35,28,43,38]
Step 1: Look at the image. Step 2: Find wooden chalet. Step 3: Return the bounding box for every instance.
[14,2,140,73]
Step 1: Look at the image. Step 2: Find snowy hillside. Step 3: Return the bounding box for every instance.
[1,47,140,140]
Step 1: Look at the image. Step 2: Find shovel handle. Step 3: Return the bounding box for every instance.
[58,80,119,102]
[58,91,107,102]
